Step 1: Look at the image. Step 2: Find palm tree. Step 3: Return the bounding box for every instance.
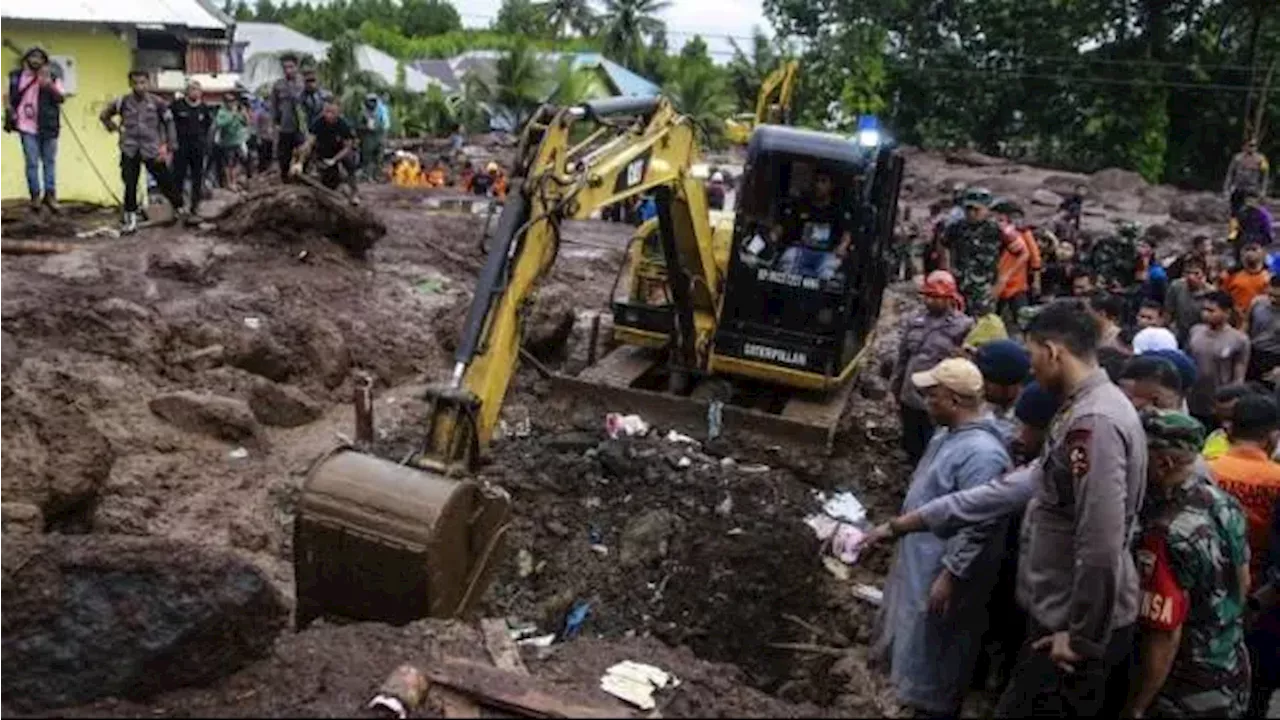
[539,0,596,39]
[492,39,549,130]
[665,63,733,146]
[547,58,596,105]
[319,31,360,97]
[600,0,671,70]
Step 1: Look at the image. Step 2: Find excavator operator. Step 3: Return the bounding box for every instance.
[773,170,855,281]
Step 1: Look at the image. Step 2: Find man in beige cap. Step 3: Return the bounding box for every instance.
[874,357,1013,717]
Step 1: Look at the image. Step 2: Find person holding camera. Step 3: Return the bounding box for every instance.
[5,46,64,212]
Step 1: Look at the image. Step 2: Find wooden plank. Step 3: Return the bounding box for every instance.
[480,618,529,676]
[424,657,628,719]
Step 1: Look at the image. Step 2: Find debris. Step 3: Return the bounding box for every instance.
[3,238,83,254]
[243,317,263,330]
[516,633,556,648]
[664,429,699,446]
[726,527,746,536]
[481,618,529,675]
[822,555,852,581]
[719,457,736,468]
[414,277,445,294]
[818,491,867,524]
[589,544,609,556]
[228,447,249,460]
[766,642,849,657]
[852,584,884,606]
[74,225,121,240]
[517,548,536,578]
[675,456,692,469]
[707,400,724,440]
[369,664,429,719]
[560,600,591,640]
[599,661,679,711]
[545,519,571,537]
[738,464,771,474]
[715,494,733,517]
[829,523,867,565]
[605,413,650,439]
[422,657,623,719]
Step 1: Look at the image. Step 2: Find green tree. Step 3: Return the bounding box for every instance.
[399,0,462,37]
[665,54,733,146]
[540,0,597,39]
[493,0,550,37]
[547,58,596,104]
[253,0,280,22]
[491,39,549,129]
[600,0,671,71]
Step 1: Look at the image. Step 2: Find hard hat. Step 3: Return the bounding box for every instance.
[962,187,993,208]
[486,161,499,173]
[711,171,724,182]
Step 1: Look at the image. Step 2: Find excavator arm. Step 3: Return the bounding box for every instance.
[418,96,719,473]
[726,60,800,144]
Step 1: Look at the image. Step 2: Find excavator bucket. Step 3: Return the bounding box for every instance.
[293,448,511,629]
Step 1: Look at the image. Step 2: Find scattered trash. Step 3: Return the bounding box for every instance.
[599,661,680,711]
[589,544,609,556]
[588,527,603,544]
[720,456,736,468]
[676,456,692,469]
[413,277,445,295]
[516,548,535,578]
[242,316,262,330]
[822,555,852,581]
[560,600,591,640]
[738,464,771,474]
[500,406,532,438]
[368,664,428,719]
[707,400,724,440]
[516,633,556,648]
[297,250,309,262]
[605,413,650,439]
[227,447,249,460]
[664,429,699,446]
[715,494,733,516]
[75,225,121,239]
[506,620,540,641]
[726,527,746,536]
[818,491,868,525]
[852,584,884,606]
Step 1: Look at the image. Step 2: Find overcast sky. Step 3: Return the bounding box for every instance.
[458,0,771,60]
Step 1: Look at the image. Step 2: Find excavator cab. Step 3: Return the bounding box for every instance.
[711,125,904,389]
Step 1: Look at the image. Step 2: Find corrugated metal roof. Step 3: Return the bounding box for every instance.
[235,22,448,93]
[2,0,229,31]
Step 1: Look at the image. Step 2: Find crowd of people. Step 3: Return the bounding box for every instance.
[5,48,396,231]
[873,206,1279,715]
[390,147,509,199]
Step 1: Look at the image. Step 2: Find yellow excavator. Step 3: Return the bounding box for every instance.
[725,60,800,145]
[294,95,903,628]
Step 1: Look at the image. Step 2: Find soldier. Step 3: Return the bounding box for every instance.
[1224,137,1270,221]
[1091,221,1141,295]
[1123,411,1250,719]
[940,187,1004,317]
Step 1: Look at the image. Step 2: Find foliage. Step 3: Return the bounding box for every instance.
[540,0,598,39]
[600,0,672,72]
[355,22,601,60]
[662,36,733,147]
[491,39,550,129]
[492,0,551,37]
[236,0,460,41]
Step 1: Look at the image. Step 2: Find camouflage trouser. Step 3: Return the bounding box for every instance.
[958,278,995,317]
[1149,685,1248,718]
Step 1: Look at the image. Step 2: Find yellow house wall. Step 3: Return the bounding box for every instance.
[1,22,131,205]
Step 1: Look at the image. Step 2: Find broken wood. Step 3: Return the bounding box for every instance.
[781,613,849,647]
[212,182,385,259]
[767,642,850,657]
[423,657,627,719]
[2,239,82,255]
[480,618,529,675]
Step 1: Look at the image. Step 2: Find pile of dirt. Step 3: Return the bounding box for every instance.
[214,184,387,258]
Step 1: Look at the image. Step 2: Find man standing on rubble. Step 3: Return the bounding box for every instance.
[292,98,359,204]
[874,357,1012,717]
[269,53,304,181]
[99,70,184,234]
[994,299,1148,717]
[940,188,1004,317]
[1225,137,1270,221]
[6,46,64,212]
[169,80,215,219]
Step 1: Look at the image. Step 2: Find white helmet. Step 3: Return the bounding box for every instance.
[710,171,724,183]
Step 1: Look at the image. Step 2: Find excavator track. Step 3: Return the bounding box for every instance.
[552,330,875,452]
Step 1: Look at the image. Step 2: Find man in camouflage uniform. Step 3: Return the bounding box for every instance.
[941,187,1004,317]
[1224,137,1270,220]
[1124,411,1251,719]
[1090,221,1140,293]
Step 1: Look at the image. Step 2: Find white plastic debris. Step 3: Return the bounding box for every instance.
[829,523,867,565]
[228,447,249,460]
[664,429,699,446]
[589,543,609,556]
[819,491,867,525]
[605,413,650,439]
[676,456,692,469]
[720,457,736,468]
[852,584,884,606]
[738,464,771,474]
[822,555,852,581]
[242,316,262,330]
[600,661,680,711]
[715,494,734,516]
[516,633,556,648]
[516,548,535,578]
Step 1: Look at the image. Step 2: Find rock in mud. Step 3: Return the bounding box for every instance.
[36,249,103,283]
[1090,167,1148,194]
[1041,173,1089,196]
[229,331,296,382]
[525,285,576,361]
[619,509,681,568]
[146,238,219,285]
[247,379,323,427]
[2,502,44,535]
[1169,192,1229,224]
[148,391,261,444]
[303,318,351,388]
[1031,188,1063,207]
[1,534,287,712]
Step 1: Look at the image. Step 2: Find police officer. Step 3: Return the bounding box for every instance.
[1224,137,1270,220]
[169,79,215,219]
[940,187,1004,317]
[995,299,1148,717]
[99,70,183,233]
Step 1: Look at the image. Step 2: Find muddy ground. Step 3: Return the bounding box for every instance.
[1,148,1229,717]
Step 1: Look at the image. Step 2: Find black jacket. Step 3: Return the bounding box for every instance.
[170,97,216,144]
[7,68,62,137]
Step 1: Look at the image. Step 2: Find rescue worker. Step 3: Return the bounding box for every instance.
[298,66,332,129]
[992,200,1036,331]
[1208,394,1280,582]
[292,98,358,204]
[1224,137,1270,221]
[99,70,183,233]
[1041,239,1081,299]
[6,45,64,212]
[1222,240,1272,323]
[873,358,1012,717]
[168,79,215,219]
[269,53,304,181]
[490,161,508,199]
[1166,259,1211,346]
[1119,354,1185,412]
[892,270,974,465]
[357,93,388,182]
[973,339,1031,441]
[706,171,727,210]
[1186,292,1250,428]
[1237,193,1275,252]
[214,90,250,192]
[940,188,1003,317]
[996,299,1149,717]
[1248,492,1280,718]
[472,161,495,196]
[425,156,448,188]
[1091,221,1141,294]
[1124,411,1251,719]
[456,160,475,192]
